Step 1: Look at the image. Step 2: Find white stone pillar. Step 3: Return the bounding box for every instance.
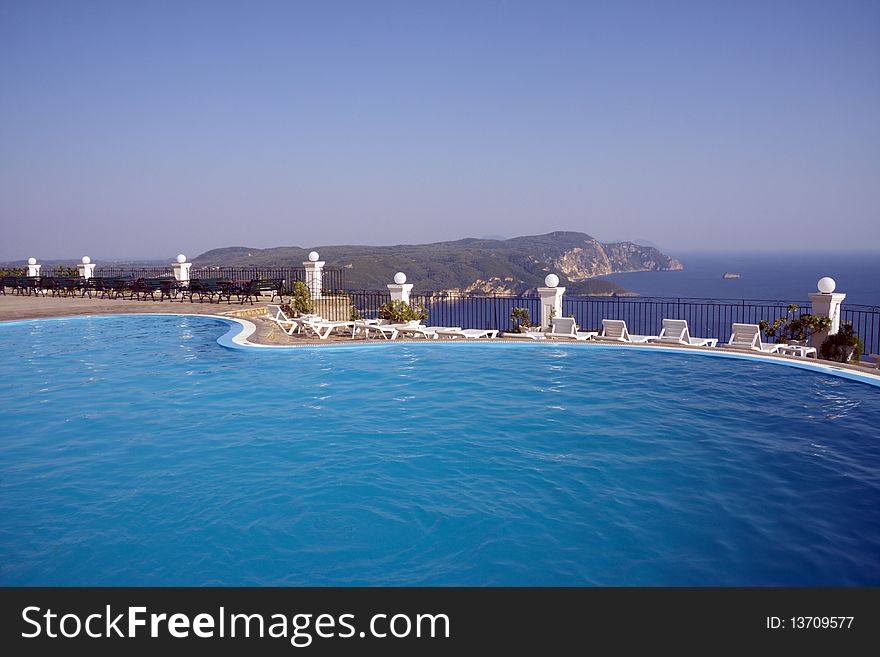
[809,277,846,348]
[77,256,96,279]
[172,254,192,283]
[303,251,324,299]
[537,274,565,330]
[26,257,41,277]
[387,272,413,304]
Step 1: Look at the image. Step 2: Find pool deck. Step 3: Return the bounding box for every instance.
[3,293,880,383]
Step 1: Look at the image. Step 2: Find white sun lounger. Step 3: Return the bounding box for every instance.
[652,319,718,347]
[266,305,320,335]
[514,328,547,339]
[595,319,654,343]
[546,317,596,341]
[397,326,462,339]
[435,328,499,339]
[300,317,356,340]
[721,323,781,353]
[357,321,401,340]
[266,304,293,330]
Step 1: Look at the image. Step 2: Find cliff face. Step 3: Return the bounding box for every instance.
[194,231,682,295]
[549,238,683,281]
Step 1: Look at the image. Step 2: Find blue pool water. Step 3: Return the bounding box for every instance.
[1,315,879,586]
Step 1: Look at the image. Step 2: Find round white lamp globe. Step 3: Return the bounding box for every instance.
[544,273,560,288]
[393,272,407,285]
[176,254,187,264]
[817,277,836,294]
[308,251,320,262]
[27,257,37,265]
[81,256,91,264]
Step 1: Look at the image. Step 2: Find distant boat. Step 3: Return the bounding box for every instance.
[722,272,740,279]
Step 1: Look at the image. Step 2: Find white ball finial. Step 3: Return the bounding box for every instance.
[544,273,560,288]
[27,257,37,265]
[393,272,407,285]
[308,251,319,262]
[817,277,836,294]
[176,254,187,264]
[81,256,91,264]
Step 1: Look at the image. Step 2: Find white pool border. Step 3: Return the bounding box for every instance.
[2,312,880,389]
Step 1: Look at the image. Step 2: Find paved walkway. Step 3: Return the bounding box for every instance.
[0,293,352,345]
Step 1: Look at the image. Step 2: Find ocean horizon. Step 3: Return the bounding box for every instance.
[600,251,880,307]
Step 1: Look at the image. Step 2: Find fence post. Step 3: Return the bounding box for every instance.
[172,254,192,284]
[808,277,846,349]
[303,251,324,299]
[387,272,413,304]
[26,257,41,277]
[77,256,96,279]
[537,274,565,330]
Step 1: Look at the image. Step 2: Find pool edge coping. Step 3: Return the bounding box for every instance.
[3,312,880,388]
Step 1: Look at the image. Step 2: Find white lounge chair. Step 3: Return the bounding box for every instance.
[652,319,718,347]
[266,305,320,335]
[546,317,596,341]
[435,328,499,339]
[721,323,781,353]
[397,325,462,339]
[595,319,654,343]
[513,327,547,339]
[266,304,293,329]
[300,317,356,340]
[357,321,400,340]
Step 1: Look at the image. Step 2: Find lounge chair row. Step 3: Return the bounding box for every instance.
[520,318,814,355]
[267,307,814,354]
[266,305,499,341]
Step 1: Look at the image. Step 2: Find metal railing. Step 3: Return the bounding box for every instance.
[841,305,880,358]
[341,291,880,357]
[92,266,346,294]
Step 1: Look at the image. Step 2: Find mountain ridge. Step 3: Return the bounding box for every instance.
[194,231,683,295]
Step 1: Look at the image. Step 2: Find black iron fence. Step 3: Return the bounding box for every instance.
[563,295,811,342]
[94,266,173,278]
[841,305,880,359]
[92,266,345,293]
[340,291,542,330]
[339,291,880,357]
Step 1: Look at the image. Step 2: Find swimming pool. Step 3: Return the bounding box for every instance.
[1,315,878,585]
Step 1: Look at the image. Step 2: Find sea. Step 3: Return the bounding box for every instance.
[599,252,880,307]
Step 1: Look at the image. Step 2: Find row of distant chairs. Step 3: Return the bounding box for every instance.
[266,305,795,354]
[267,305,499,341]
[530,317,810,355]
[0,275,283,305]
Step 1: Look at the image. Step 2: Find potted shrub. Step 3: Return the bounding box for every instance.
[819,323,863,363]
[510,307,537,333]
[758,304,831,346]
[377,300,428,326]
[286,281,314,316]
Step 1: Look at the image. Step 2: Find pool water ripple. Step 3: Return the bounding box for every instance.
[0,315,879,585]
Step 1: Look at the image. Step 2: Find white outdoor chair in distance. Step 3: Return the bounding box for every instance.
[300,317,356,340]
[434,328,499,339]
[721,323,781,353]
[596,319,654,343]
[265,305,319,336]
[652,319,718,347]
[545,317,596,341]
[397,325,462,339]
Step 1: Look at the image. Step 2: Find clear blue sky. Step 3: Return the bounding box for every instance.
[1,0,878,260]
